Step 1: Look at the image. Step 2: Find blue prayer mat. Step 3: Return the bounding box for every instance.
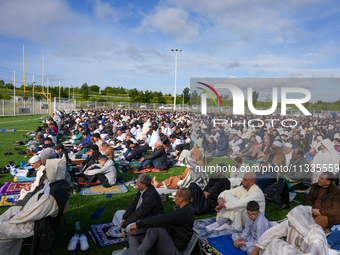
[207,234,247,255]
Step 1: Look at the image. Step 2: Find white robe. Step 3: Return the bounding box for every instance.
[256,205,329,255]
[312,139,340,183]
[217,184,265,231]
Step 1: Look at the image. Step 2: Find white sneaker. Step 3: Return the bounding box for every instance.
[68,234,79,251]
[79,234,89,251]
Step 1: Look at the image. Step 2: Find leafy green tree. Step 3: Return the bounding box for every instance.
[181,87,190,104]
[252,91,259,105]
[0,80,4,88]
[190,90,200,105]
[90,85,100,92]
[5,83,14,89]
[81,83,90,100]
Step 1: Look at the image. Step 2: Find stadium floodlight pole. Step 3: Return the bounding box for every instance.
[59,81,61,110]
[171,49,182,111]
[14,70,15,116]
[69,83,70,102]
[33,74,34,115]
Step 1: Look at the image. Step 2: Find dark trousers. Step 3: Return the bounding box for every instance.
[129,227,182,255]
[189,183,216,215]
[85,174,111,188]
[256,177,277,191]
[126,145,151,162]
[276,178,308,203]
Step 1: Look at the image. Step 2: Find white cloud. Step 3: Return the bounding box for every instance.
[93,0,131,22]
[136,6,199,44]
[0,0,77,42]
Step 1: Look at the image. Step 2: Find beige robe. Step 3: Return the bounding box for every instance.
[0,156,67,255]
[19,165,46,200]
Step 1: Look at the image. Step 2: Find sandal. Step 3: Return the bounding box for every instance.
[160,194,167,203]
[202,244,213,255]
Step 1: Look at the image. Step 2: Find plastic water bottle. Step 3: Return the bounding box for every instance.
[75,221,81,231]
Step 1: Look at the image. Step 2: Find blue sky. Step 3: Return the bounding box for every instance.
[0,0,340,100]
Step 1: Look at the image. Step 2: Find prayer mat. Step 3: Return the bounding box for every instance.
[91,207,105,219]
[130,167,168,174]
[89,222,126,247]
[0,181,33,195]
[0,129,16,132]
[193,217,235,244]
[0,194,20,208]
[207,234,247,255]
[80,182,128,196]
[78,177,101,186]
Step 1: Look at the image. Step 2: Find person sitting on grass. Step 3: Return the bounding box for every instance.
[189,163,230,215]
[139,140,168,171]
[251,205,329,255]
[305,172,340,230]
[127,188,195,255]
[84,155,117,188]
[152,147,207,190]
[232,200,271,254]
[206,172,265,231]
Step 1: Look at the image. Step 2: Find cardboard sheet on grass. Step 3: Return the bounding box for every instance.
[0,194,20,208]
[0,181,33,195]
[80,182,129,196]
[89,222,126,247]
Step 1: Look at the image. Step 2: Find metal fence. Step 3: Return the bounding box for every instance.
[0,99,338,118]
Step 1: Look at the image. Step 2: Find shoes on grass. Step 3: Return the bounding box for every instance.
[79,234,89,251]
[68,234,79,251]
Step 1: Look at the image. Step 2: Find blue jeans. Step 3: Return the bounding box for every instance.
[140,159,159,169]
[211,149,228,157]
[256,173,277,191]
[124,149,140,160]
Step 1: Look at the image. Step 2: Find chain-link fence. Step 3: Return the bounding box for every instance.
[0,99,337,118]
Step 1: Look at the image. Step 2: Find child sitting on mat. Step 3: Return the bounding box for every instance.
[231,201,271,254]
[84,155,117,188]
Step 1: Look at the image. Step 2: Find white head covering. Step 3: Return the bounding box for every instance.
[284,143,292,148]
[316,136,322,141]
[273,141,282,148]
[29,155,40,164]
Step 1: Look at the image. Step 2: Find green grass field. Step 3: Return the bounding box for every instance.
[0,115,304,254]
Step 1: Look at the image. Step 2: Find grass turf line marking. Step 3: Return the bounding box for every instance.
[0,118,40,124]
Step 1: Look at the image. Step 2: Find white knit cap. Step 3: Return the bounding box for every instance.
[284,143,292,148]
[29,155,40,164]
[272,141,282,147]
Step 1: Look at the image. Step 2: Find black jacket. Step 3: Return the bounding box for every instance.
[176,142,194,154]
[144,146,168,170]
[136,203,195,251]
[122,185,165,228]
[204,177,231,201]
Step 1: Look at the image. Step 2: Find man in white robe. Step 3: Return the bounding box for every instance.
[312,138,340,183]
[251,205,329,255]
[283,143,293,166]
[206,172,265,231]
